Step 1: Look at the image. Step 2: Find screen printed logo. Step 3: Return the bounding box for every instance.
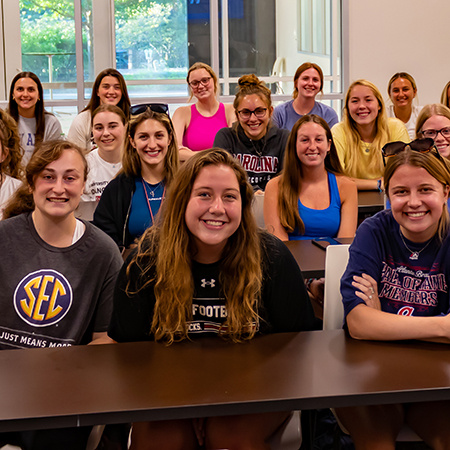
[14,270,73,327]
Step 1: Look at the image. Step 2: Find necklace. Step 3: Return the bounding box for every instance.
[142,179,161,197]
[249,135,267,158]
[399,230,433,260]
[141,179,166,225]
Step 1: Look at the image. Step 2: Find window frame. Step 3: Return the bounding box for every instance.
[0,0,348,113]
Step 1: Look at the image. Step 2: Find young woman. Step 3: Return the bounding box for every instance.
[80,104,126,203]
[440,80,450,108]
[386,72,421,139]
[7,71,62,164]
[93,108,179,250]
[172,62,235,161]
[68,68,131,151]
[0,140,122,449]
[108,148,315,449]
[0,109,23,219]
[264,114,357,241]
[331,79,409,190]
[415,103,450,159]
[337,143,450,449]
[214,74,289,193]
[273,62,339,132]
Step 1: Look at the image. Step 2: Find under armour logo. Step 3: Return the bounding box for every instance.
[201,278,215,288]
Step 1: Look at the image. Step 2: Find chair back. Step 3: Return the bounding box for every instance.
[323,244,350,330]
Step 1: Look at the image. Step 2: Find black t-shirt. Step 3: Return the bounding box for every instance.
[108,233,315,342]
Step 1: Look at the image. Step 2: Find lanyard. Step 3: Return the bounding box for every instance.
[141,179,166,225]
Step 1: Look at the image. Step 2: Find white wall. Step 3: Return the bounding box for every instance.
[347,0,450,106]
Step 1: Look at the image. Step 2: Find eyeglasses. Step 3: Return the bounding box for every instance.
[419,127,450,140]
[237,107,268,120]
[382,138,443,163]
[188,77,211,89]
[130,103,169,116]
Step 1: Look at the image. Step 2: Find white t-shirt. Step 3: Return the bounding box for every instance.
[0,175,22,219]
[81,148,122,202]
[387,104,422,140]
[19,113,62,164]
[67,110,93,151]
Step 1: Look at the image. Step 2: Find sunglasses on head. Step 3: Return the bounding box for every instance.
[381,138,442,162]
[130,103,170,117]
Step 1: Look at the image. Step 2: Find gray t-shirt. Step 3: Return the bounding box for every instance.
[0,213,122,349]
[272,100,339,132]
[19,113,62,164]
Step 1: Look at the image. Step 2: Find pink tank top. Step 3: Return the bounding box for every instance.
[182,103,228,151]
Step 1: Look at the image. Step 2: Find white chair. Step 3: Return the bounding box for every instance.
[323,244,350,331]
[268,411,302,450]
[252,192,266,229]
[322,244,421,442]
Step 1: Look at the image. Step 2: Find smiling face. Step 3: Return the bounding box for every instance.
[389,77,416,110]
[421,115,450,159]
[92,111,126,155]
[185,164,242,263]
[388,164,449,242]
[236,94,272,141]
[347,84,381,127]
[296,122,330,168]
[188,68,215,100]
[296,67,321,100]
[13,77,39,116]
[97,75,122,106]
[130,119,170,172]
[32,149,86,221]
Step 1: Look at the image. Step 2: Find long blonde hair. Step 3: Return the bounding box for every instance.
[127,149,262,344]
[277,115,342,235]
[341,79,390,178]
[440,81,450,108]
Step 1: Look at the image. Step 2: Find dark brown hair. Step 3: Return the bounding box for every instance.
[82,68,131,118]
[7,72,49,148]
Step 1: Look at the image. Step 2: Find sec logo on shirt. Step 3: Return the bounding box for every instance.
[14,269,73,327]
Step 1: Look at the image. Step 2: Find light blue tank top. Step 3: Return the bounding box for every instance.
[288,171,341,240]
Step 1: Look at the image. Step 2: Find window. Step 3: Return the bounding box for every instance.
[1,0,345,133]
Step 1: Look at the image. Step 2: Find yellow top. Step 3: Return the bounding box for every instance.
[331,118,409,179]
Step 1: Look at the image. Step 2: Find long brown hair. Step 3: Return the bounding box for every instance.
[384,149,450,241]
[82,68,131,118]
[7,72,50,148]
[340,79,390,178]
[277,114,342,235]
[122,109,178,185]
[127,149,262,344]
[3,140,87,219]
[0,109,24,180]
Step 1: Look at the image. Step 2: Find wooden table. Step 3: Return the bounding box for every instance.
[0,330,450,432]
[358,190,384,219]
[285,238,352,279]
